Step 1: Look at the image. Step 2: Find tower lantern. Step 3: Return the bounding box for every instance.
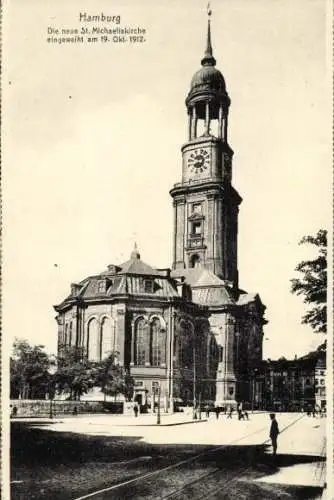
[186,12,231,141]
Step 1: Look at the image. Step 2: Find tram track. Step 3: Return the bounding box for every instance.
[159,414,305,500]
[74,414,304,500]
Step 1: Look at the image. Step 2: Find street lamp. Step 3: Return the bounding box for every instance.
[193,342,197,420]
[47,357,57,419]
[156,385,161,425]
[251,368,259,413]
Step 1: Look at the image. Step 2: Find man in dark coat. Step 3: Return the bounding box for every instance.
[269,413,279,456]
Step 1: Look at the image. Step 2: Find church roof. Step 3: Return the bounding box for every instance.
[171,267,224,287]
[192,286,233,306]
[54,246,180,311]
[171,267,234,306]
[236,293,258,305]
[117,242,162,276]
[117,257,162,276]
[76,274,179,300]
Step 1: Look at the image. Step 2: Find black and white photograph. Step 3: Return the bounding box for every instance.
[3,1,332,499]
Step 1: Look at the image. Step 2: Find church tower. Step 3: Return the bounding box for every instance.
[170,11,266,408]
[170,12,242,288]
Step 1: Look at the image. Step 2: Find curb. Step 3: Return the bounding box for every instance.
[112,419,208,427]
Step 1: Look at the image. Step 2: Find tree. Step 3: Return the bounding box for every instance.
[96,353,134,401]
[55,345,98,400]
[291,229,327,333]
[10,338,51,399]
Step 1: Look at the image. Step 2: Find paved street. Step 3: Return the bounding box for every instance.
[11,412,326,499]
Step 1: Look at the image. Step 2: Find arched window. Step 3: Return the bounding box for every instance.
[135,319,146,366]
[151,318,162,367]
[190,254,200,268]
[180,321,193,369]
[101,317,114,359]
[87,318,100,361]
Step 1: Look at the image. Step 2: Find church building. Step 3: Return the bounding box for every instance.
[54,13,267,410]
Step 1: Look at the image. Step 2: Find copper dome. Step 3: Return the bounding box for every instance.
[190,65,226,94]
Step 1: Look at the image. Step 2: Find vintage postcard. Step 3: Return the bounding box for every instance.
[3,1,332,499]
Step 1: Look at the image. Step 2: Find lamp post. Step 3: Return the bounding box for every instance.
[198,392,201,420]
[157,385,161,425]
[251,368,258,413]
[47,357,57,419]
[193,342,197,420]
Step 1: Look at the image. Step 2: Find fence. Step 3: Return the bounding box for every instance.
[10,399,106,418]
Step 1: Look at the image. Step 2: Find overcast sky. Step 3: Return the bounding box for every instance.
[4,0,330,358]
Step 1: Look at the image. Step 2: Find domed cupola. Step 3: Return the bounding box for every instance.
[186,8,230,140]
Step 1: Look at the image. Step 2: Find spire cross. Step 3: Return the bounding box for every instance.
[207,2,212,17]
[202,3,216,66]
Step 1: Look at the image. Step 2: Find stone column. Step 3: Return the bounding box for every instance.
[70,312,76,347]
[188,110,192,141]
[145,321,151,366]
[225,316,236,377]
[205,101,210,134]
[218,104,223,138]
[116,308,126,366]
[224,315,237,404]
[175,199,186,269]
[206,194,215,272]
[191,106,197,139]
[56,315,64,355]
[223,205,228,279]
[224,114,228,142]
[130,320,135,366]
[172,200,177,269]
[215,196,223,276]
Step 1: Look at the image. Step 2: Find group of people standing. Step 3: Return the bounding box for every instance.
[204,402,250,420]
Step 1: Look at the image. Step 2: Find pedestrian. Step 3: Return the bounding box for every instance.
[269,413,279,456]
[237,402,243,420]
[215,406,220,420]
[205,404,210,418]
[134,404,139,417]
[72,406,78,416]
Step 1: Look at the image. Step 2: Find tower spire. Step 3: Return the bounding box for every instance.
[130,242,140,260]
[201,3,216,67]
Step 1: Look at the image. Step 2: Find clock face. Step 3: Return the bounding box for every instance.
[188,149,210,173]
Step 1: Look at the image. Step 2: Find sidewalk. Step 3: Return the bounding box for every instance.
[12,411,208,427]
[255,415,326,490]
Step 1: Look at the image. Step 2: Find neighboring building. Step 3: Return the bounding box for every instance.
[54,13,267,409]
[314,353,326,409]
[261,349,326,411]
